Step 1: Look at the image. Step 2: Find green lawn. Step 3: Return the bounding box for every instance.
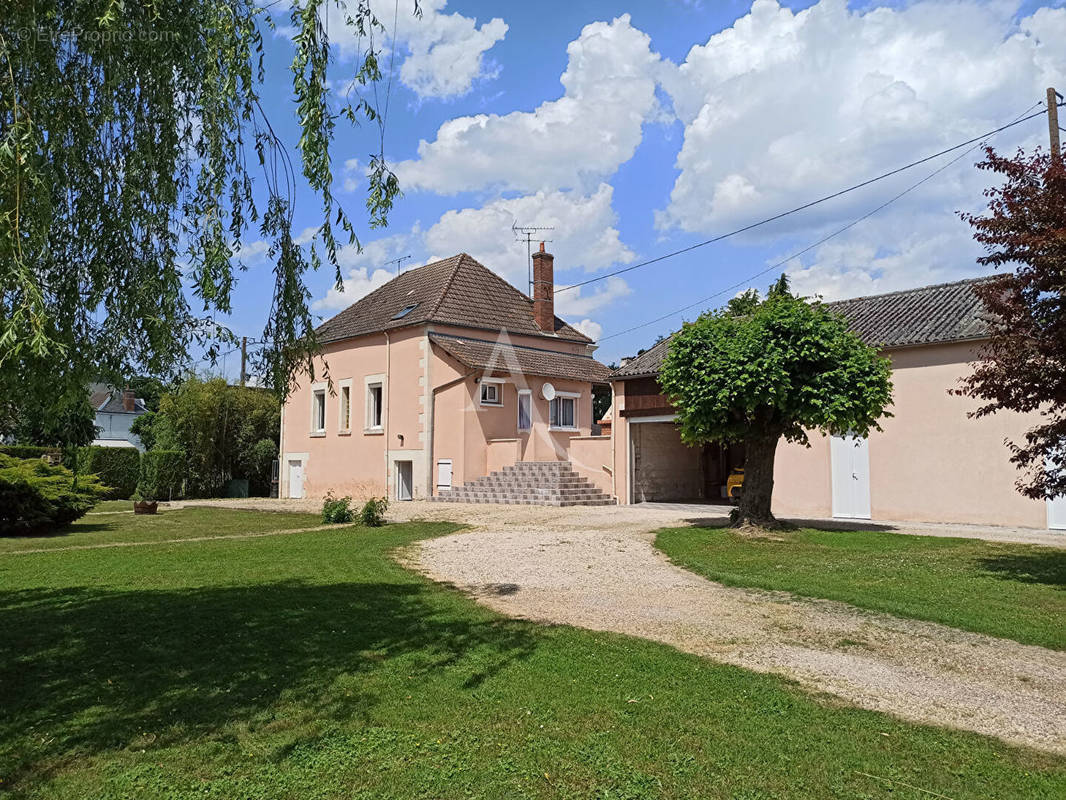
[656,525,1066,650]
[1,511,1064,798]
[0,507,322,553]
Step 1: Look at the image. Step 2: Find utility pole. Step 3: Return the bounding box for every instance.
[512,221,554,296]
[1049,87,1062,162]
[239,336,247,388]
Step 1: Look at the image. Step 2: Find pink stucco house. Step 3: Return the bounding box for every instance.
[279,248,614,503]
[608,277,1065,530]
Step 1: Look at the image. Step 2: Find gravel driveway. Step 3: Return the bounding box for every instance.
[397,501,1066,756]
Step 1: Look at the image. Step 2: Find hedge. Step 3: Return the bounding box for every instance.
[137,450,184,501]
[0,445,63,462]
[0,454,107,535]
[78,447,141,499]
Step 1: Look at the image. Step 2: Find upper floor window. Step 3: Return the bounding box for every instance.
[517,390,531,431]
[391,303,418,319]
[339,381,352,432]
[311,388,326,434]
[480,380,502,406]
[366,382,383,430]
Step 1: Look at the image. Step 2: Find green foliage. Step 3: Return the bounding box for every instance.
[659,280,893,448]
[148,377,279,497]
[78,447,140,500]
[0,1,415,416]
[321,491,355,524]
[0,445,62,461]
[359,497,389,527]
[2,382,98,448]
[136,450,185,502]
[0,453,106,535]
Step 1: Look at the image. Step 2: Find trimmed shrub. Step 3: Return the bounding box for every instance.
[0,454,107,535]
[359,497,388,527]
[0,445,62,462]
[78,447,140,499]
[322,491,354,524]
[136,450,184,501]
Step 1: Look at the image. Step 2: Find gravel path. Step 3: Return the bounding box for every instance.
[401,501,1066,756]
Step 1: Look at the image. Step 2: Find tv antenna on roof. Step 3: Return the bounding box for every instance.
[512,221,554,296]
[383,254,412,275]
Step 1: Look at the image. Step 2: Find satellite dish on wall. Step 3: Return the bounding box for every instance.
[541,382,556,401]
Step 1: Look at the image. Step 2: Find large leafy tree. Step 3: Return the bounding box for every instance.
[135,376,280,496]
[959,148,1066,500]
[1,0,417,445]
[659,278,893,528]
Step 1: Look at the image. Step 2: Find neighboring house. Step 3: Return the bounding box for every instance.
[89,384,148,450]
[609,277,1066,530]
[279,249,612,501]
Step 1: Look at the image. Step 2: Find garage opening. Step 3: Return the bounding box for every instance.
[630,420,744,503]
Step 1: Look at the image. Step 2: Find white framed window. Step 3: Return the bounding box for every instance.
[479,378,503,406]
[310,382,327,435]
[549,392,579,430]
[338,379,352,433]
[366,379,384,431]
[517,390,531,431]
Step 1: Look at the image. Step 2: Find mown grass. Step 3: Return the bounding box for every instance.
[656,525,1066,650]
[0,509,1063,798]
[0,507,322,553]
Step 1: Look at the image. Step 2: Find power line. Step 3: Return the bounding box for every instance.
[596,101,1045,345]
[558,108,1047,296]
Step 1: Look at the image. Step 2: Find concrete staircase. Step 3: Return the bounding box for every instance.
[430,461,616,507]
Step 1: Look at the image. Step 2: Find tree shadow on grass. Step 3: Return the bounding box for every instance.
[976,551,1066,589]
[0,580,538,788]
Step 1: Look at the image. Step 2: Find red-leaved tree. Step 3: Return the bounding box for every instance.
[959,148,1066,499]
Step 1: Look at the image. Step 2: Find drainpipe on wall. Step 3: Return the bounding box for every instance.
[384,330,391,497]
[278,400,286,498]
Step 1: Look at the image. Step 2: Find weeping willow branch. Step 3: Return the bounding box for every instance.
[0,0,418,429]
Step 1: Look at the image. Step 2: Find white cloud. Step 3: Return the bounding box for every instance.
[327,0,507,100]
[311,229,420,311]
[570,319,603,341]
[423,184,636,287]
[650,0,1066,303]
[657,0,1063,237]
[394,14,667,194]
[312,267,394,312]
[554,276,632,318]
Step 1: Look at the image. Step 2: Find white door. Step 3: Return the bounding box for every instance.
[831,435,871,519]
[1048,456,1066,530]
[396,461,413,501]
[436,459,453,491]
[287,460,304,499]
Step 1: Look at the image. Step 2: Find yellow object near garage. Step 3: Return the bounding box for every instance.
[726,468,744,502]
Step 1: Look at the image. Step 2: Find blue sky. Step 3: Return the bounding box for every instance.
[215,0,1066,378]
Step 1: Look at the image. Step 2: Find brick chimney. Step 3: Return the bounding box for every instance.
[531,242,555,333]
[122,388,136,412]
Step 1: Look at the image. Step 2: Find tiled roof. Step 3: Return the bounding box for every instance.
[429,334,611,383]
[827,276,993,348]
[316,253,592,344]
[92,388,147,415]
[610,336,674,379]
[608,276,995,380]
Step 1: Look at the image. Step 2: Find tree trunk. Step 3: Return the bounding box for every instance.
[734,434,780,528]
